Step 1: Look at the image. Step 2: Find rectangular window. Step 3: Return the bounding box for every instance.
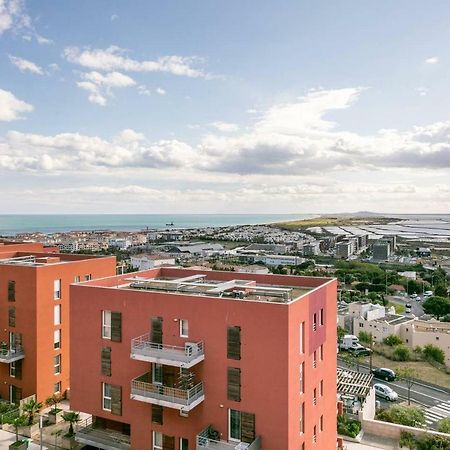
[227,326,241,360]
[101,347,112,376]
[180,438,189,450]
[54,329,61,350]
[313,351,317,369]
[10,362,16,378]
[313,388,317,406]
[53,279,61,300]
[84,274,92,281]
[229,409,241,441]
[102,310,111,339]
[320,308,324,326]
[54,381,61,394]
[8,307,15,327]
[153,431,163,450]
[152,363,163,385]
[74,275,80,283]
[152,404,163,425]
[313,425,317,443]
[299,322,305,354]
[8,281,15,302]
[320,415,323,432]
[151,316,163,344]
[54,354,61,374]
[9,360,22,380]
[299,402,304,434]
[54,305,61,326]
[179,319,189,337]
[319,344,323,361]
[227,367,241,402]
[299,362,304,394]
[320,380,323,397]
[102,383,112,411]
[313,313,317,332]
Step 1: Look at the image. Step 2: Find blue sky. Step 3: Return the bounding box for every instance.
[0,0,449,213]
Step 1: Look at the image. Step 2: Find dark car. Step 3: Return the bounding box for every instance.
[348,346,372,356]
[372,367,395,381]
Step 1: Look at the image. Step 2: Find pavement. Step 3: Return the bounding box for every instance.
[0,429,48,449]
[386,294,424,317]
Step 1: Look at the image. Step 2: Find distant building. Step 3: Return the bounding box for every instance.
[253,254,304,267]
[372,241,390,261]
[57,239,79,253]
[303,242,320,256]
[336,241,353,259]
[244,243,287,254]
[357,235,369,251]
[234,264,270,274]
[416,247,431,257]
[167,242,225,256]
[109,238,132,250]
[130,254,176,270]
[382,235,397,251]
[398,271,417,280]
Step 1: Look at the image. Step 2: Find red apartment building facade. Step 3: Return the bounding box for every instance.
[0,241,116,403]
[71,267,337,450]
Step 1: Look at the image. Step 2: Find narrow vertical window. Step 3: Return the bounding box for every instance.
[299,402,304,434]
[54,382,61,394]
[84,274,92,281]
[74,275,80,283]
[320,415,324,432]
[229,409,241,441]
[313,425,317,443]
[179,319,189,337]
[313,388,317,405]
[227,326,241,360]
[153,432,163,450]
[102,310,112,339]
[320,308,324,326]
[299,362,304,394]
[8,307,15,327]
[180,438,189,450]
[54,329,61,349]
[152,363,163,385]
[53,279,61,300]
[313,351,317,369]
[313,313,317,332]
[54,354,61,374]
[152,404,163,425]
[54,305,61,326]
[8,281,15,302]
[227,367,241,401]
[101,347,111,376]
[102,383,112,411]
[319,344,324,361]
[299,322,305,354]
[320,379,323,397]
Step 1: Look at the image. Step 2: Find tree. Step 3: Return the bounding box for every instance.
[358,331,372,344]
[434,284,449,298]
[10,415,27,442]
[22,398,42,426]
[62,411,81,437]
[437,418,450,434]
[376,405,425,427]
[396,367,417,405]
[393,345,411,362]
[45,393,63,414]
[422,296,450,319]
[383,334,403,346]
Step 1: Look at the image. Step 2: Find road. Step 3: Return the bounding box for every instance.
[338,359,450,430]
[386,294,424,317]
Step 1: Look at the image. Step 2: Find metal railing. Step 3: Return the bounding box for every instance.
[131,372,204,407]
[0,345,24,363]
[196,426,261,450]
[131,334,204,365]
[75,417,131,450]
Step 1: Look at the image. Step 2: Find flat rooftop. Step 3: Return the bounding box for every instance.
[0,252,107,267]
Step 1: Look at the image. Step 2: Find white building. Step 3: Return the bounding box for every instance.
[130,254,176,270]
[58,240,79,252]
[109,238,132,250]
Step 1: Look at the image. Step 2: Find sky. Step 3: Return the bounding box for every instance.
[0,0,450,214]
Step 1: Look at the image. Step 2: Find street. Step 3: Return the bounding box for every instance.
[386,294,424,317]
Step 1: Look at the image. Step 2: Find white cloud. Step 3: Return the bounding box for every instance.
[76,71,136,105]
[0,88,33,121]
[416,87,428,97]
[63,45,211,79]
[424,56,439,64]
[9,55,43,74]
[210,121,239,132]
[156,87,166,95]
[137,85,151,96]
[110,14,118,21]
[36,34,52,45]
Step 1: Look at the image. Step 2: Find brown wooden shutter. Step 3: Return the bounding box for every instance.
[227,326,241,360]
[151,317,163,344]
[110,385,122,415]
[101,347,111,376]
[8,281,15,302]
[111,312,122,342]
[241,412,256,443]
[151,404,163,424]
[11,385,22,405]
[8,307,15,327]
[14,333,22,350]
[227,367,241,401]
[162,435,175,450]
[15,360,22,380]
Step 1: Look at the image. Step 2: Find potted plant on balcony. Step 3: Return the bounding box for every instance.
[45,394,64,424]
[20,399,42,437]
[8,415,28,449]
[1,341,8,356]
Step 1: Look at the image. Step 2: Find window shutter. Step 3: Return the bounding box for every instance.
[11,385,22,405]
[111,312,122,342]
[162,435,175,450]
[241,412,256,443]
[227,367,241,401]
[227,326,241,360]
[101,347,111,376]
[151,317,163,344]
[15,361,22,380]
[8,307,16,327]
[152,404,163,424]
[110,385,122,415]
[8,281,15,302]
[14,333,22,350]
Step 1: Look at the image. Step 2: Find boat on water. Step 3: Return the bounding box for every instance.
[166,222,174,226]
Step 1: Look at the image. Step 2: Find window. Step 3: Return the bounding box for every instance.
[320,308,324,326]
[54,354,61,374]
[84,274,92,281]
[74,275,80,283]
[102,310,112,339]
[54,382,61,394]
[299,322,305,354]
[299,363,304,394]
[320,415,323,432]
[53,279,61,300]
[313,351,317,369]
[54,329,61,350]
[8,307,15,327]
[54,305,61,326]
[359,323,364,328]
[152,404,163,425]
[10,362,16,378]
[227,367,241,401]
[313,425,317,443]
[152,363,163,385]
[299,402,304,434]
[8,281,15,302]
[180,438,189,450]
[101,347,112,376]
[319,344,323,361]
[320,380,323,397]
[313,313,317,332]
[153,431,163,450]
[229,409,241,441]
[102,383,112,411]
[179,319,189,337]
[227,326,241,360]
[313,388,317,406]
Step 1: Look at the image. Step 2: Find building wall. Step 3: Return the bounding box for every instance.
[70,269,336,450]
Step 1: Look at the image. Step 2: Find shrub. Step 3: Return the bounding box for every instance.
[383,334,403,346]
[442,314,450,322]
[416,435,450,450]
[438,418,450,434]
[358,331,372,344]
[376,405,425,427]
[337,414,361,438]
[392,345,411,361]
[423,344,445,364]
[399,431,416,450]
[413,346,422,354]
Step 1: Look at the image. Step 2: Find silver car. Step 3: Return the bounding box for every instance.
[374,383,398,401]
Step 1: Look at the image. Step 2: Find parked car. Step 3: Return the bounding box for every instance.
[405,303,412,313]
[372,367,396,381]
[348,345,372,356]
[424,290,433,298]
[374,383,398,401]
[410,293,418,299]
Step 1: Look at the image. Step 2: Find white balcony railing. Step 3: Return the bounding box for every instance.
[0,346,24,363]
[196,426,261,450]
[75,417,131,450]
[130,334,204,368]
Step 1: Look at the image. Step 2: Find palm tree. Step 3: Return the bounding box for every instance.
[45,393,62,414]
[22,399,42,426]
[11,416,27,442]
[62,411,80,437]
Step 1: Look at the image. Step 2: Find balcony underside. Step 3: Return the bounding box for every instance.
[76,428,131,450]
[0,351,24,363]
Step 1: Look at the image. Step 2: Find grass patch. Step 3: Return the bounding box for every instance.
[387,302,405,314]
[274,216,400,230]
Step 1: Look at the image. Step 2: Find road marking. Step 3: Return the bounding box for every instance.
[424,401,450,426]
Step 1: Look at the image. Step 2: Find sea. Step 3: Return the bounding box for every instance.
[0,214,315,236]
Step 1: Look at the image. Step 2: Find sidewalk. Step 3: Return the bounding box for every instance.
[0,428,48,449]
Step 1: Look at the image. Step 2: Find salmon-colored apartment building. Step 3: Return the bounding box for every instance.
[0,240,116,403]
[71,267,337,450]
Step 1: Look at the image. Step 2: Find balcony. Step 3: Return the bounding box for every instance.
[196,426,261,450]
[130,372,204,411]
[0,346,24,363]
[75,418,131,450]
[130,333,204,368]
